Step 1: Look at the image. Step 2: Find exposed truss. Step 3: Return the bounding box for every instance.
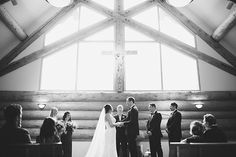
[0,0,236,81]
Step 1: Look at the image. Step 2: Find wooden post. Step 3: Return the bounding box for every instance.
[0,6,27,40]
[212,8,236,41]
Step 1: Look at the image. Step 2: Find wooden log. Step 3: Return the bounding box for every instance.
[156,0,236,68]
[0,91,236,102]
[1,100,236,111]
[0,6,27,40]
[0,0,81,70]
[212,8,236,41]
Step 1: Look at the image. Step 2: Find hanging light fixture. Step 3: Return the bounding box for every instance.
[46,0,73,8]
[165,0,193,7]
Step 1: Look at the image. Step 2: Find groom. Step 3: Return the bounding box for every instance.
[122,97,139,157]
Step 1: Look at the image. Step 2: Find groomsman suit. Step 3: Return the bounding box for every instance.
[146,111,163,157]
[123,105,139,157]
[166,109,182,142]
[114,114,128,157]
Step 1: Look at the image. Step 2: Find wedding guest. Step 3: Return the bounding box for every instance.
[114,105,128,157]
[201,114,227,142]
[60,112,76,157]
[146,103,163,157]
[36,117,60,143]
[122,97,139,157]
[166,102,182,157]
[49,107,58,121]
[181,121,204,143]
[0,104,31,144]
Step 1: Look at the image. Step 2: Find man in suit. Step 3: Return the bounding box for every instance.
[114,105,128,157]
[146,103,163,157]
[122,97,139,157]
[166,102,182,157]
[0,104,31,145]
[201,114,227,142]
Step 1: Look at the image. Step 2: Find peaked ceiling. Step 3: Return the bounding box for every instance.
[0,0,236,75]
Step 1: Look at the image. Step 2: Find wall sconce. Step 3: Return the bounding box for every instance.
[194,102,203,109]
[165,0,194,7]
[38,103,46,110]
[46,0,73,8]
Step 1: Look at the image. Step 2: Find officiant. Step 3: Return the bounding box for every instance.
[114,105,128,157]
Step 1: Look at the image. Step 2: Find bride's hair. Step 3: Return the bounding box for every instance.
[104,104,112,113]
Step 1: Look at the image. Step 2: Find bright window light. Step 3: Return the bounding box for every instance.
[159,8,195,47]
[161,45,199,90]
[124,0,145,10]
[40,44,77,90]
[77,42,114,90]
[125,42,162,90]
[125,26,154,41]
[45,12,79,46]
[91,0,114,10]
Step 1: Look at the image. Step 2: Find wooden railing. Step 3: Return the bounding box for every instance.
[0,142,63,157]
[170,142,236,157]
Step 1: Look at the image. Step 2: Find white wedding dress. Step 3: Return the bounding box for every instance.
[84,109,117,157]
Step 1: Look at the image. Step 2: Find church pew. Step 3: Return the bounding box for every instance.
[0,142,62,157]
[170,142,236,157]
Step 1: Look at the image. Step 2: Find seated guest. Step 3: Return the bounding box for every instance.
[0,104,31,144]
[181,121,204,143]
[36,117,60,143]
[201,114,227,142]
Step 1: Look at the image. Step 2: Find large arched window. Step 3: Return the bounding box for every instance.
[40,0,199,91]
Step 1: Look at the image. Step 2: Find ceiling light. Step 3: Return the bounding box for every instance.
[165,0,193,7]
[46,0,73,8]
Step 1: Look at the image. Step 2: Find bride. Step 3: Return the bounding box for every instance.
[85,104,122,157]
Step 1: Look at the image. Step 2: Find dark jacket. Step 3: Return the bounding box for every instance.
[182,135,202,143]
[146,111,163,138]
[166,110,182,141]
[0,124,31,145]
[201,125,227,142]
[114,114,127,140]
[123,105,139,138]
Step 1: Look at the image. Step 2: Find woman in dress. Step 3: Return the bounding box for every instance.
[85,104,122,157]
[60,112,76,157]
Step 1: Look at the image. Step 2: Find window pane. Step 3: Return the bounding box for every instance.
[125,42,162,90]
[133,7,159,31]
[125,26,154,41]
[41,44,77,90]
[45,12,79,46]
[124,0,145,10]
[79,6,106,30]
[83,26,114,41]
[92,0,114,10]
[159,8,195,47]
[161,45,199,90]
[77,42,114,90]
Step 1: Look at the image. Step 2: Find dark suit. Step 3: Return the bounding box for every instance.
[201,125,227,142]
[0,124,31,145]
[166,110,182,142]
[123,105,139,157]
[146,111,163,157]
[114,114,128,157]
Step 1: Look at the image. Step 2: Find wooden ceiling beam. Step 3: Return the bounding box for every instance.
[212,8,236,41]
[0,6,27,40]
[0,1,81,71]
[156,0,236,68]
[125,18,236,76]
[0,18,115,77]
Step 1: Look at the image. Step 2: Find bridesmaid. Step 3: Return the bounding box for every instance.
[60,112,76,157]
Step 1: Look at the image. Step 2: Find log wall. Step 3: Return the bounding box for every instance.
[0,91,236,141]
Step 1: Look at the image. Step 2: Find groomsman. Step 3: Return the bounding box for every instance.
[166,102,182,157]
[122,97,139,157]
[146,103,163,157]
[114,105,128,157]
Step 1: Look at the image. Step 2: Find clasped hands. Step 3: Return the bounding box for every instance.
[116,122,124,127]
